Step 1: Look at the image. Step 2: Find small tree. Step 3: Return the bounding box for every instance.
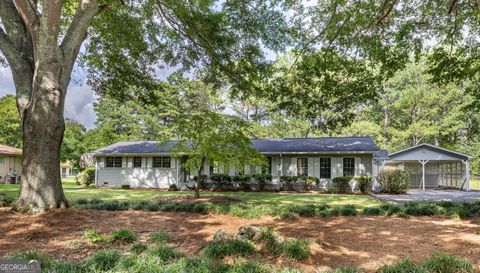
[172,111,265,198]
[167,79,265,198]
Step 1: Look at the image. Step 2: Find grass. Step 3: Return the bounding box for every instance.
[149,230,170,244]
[202,239,255,259]
[109,228,138,243]
[5,248,476,273]
[0,179,380,209]
[282,239,311,261]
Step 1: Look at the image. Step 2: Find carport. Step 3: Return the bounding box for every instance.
[385,144,473,191]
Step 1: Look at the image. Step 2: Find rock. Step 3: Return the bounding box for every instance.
[236,225,261,241]
[273,234,284,245]
[213,229,231,241]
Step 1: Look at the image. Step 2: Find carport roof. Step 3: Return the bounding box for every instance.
[388,143,473,161]
[93,137,379,155]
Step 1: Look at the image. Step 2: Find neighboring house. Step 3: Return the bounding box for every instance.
[92,137,380,190]
[0,144,22,183]
[60,162,78,178]
[0,144,80,183]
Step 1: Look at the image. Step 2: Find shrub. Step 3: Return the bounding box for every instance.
[0,195,15,207]
[283,239,310,261]
[9,250,53,269]
[210,173,231,190]
[280,211,299,220]
[363,207,383,216]
[81,228,105,244]
[258,226,284,255]
[355,176,372,193]
[76,168,96,187]
[168,184,178,191]
[202,239,255,259]
[149,245,182,261]
[295,204,317,217]
[87,249,120,271]
[332,176,353,193]
[109,228,138,243]
[404,202,446,216]
[232,174,252,190]
[121,184,130,189]
[377,169,409,194]
[379,258,423,273]
[281,176,297,191]
[149,230,170,244]
[340,204,358,216]
[193,175,208,189]
[130,243,148,254]
[379,203,403,215]
[301,176,319,191]
[422,253,475,273]
[253,173,272,191]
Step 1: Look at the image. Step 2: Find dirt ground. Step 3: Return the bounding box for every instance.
[1,208,479,272]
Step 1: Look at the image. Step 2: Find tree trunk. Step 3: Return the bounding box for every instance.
[14,76,68,213]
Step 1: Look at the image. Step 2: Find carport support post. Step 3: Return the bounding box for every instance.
[462,160,470,192]
[419,160,429,191]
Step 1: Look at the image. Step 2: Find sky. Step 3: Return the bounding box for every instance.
[0,66,98,129]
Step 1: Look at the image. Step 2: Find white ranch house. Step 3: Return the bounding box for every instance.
[92,137,473,191]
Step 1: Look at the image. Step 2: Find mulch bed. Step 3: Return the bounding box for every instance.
[0,207,479,272]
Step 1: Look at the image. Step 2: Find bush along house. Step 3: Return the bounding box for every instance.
[92,137,381,191]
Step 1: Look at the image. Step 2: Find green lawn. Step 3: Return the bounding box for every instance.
[0,179,381,209]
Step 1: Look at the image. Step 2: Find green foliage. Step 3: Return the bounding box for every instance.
[280,176,297,191]
[61,119,87,169]
[379,258,424,273]
[81,228,105,244]
[283,239,311,261]
[380,253,476,273]
[0,195,15,207]
[149,230,170,244]
[332,176,352,193]
[0,95,22,147]
[210,173,232,189]
[363,207,384,216]
[9,250,53,269]
[193,175,208,190]
[253,173,273,191]
[300,176,319,191]
[232,174,252,190]
[202,239,255,259]
[87,249,120,271]
[422,253,475,273]
[379,203,403,216]
[149,245,183,261]
[377,169,410,194]
[76,168,96,187]
[257,226,284,255]
[109,228,139,243]
[340,204,358,216]
[129,243,148,254]
[355,176,371,193]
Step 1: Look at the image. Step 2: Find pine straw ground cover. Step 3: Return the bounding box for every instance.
[1,207,480,272]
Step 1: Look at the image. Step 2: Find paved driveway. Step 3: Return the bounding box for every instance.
[373,189,480,203]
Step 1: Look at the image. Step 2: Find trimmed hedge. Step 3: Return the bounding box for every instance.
[332,176,352,193]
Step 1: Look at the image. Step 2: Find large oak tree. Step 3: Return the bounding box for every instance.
[0,0,292,212]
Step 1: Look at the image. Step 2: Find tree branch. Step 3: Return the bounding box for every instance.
[0,0,34,113]
[13,0,38,33]
[60,0,105,83]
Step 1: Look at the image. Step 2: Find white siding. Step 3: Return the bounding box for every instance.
[96,156,178,188]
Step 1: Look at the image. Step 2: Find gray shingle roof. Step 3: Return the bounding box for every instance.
[93,137,379,155]
[374,149,389,160]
